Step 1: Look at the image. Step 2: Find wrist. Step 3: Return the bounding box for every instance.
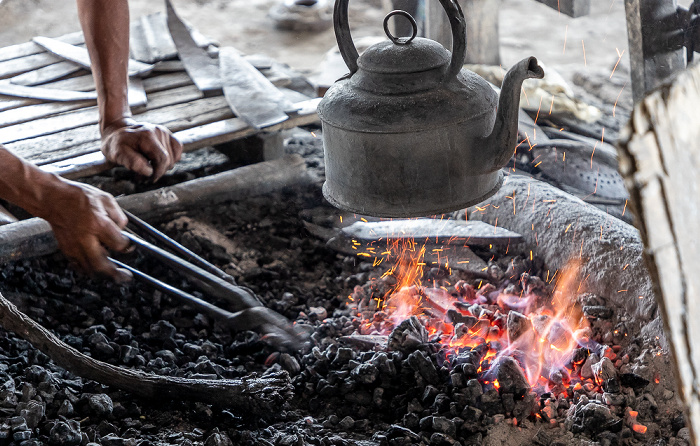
[100,115,136,136]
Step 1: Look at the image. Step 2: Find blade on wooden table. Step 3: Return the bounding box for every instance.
[0,82,97,102]
[165,0,222,94]
[33,36,154,77]
[219,47,294,130]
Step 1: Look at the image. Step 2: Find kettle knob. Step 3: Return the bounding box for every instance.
[333,0,467,81]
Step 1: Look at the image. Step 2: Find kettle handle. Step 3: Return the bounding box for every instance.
[334,0,467,81]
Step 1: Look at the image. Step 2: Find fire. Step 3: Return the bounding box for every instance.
[349,231,597,396]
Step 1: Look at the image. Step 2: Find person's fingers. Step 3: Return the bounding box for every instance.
[82,238,124,281]
[136,132,171,181]
[105,143,154,177]
[166,132,183,164]
[98,218,130,253]
[102,195,128,229]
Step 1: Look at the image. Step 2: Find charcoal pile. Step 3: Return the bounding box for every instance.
[0,137,689,446]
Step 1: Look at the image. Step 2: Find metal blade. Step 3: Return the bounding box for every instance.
[0,82,96,102]
[165,0,222,94]
[219,47,292,130]
[33,36,154,77]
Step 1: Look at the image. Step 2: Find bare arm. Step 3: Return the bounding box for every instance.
[0,147,130,280]
[77,0,183,181]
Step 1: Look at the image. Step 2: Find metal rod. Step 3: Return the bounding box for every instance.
[124,210,237,285]
[110,257,235,322]
[123,231,261,311]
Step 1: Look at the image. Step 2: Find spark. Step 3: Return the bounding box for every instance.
[563,25,568,54]
[610,49,625,78]
[549,95,555,115]
[622,199,628,216]
[535,95,544,124]
[613,82,628,117]
[582,40,587,66]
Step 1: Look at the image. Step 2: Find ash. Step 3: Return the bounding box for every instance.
[0,136,688,446]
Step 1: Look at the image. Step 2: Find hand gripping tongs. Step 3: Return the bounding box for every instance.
[110,210,306,350]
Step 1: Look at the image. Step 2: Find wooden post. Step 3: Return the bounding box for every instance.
[533,0,590,18]
[425,0,502,65]
[624,0,686,102]
[618,61,700,444]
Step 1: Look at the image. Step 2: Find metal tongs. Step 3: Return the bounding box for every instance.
[110,210,306,350]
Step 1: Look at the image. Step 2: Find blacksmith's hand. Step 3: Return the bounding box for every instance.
[101,118,183,182]
[42,180,132,282]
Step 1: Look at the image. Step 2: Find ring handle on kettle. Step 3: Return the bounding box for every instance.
[333,0,467,81]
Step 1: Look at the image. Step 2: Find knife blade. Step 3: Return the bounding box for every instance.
[33,36,154,77]
[165,0,222,95]
[219,47,292,130]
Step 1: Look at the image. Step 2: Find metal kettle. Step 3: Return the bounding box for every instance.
[317,0,545,217]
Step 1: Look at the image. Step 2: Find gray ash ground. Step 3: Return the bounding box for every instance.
[0,135,690,446]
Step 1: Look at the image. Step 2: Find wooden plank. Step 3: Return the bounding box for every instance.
[0,100,95,129]
[41,98,321,179]
[0,96,39,113]
[0,32,83,63]
[618,61,700,444]
[0,84,206,145]
[10,61,84,86]
[12,97,230,164]
[0,52,64,80]
[0,83,96,102]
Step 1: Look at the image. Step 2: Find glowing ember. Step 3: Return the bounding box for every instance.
[349,234,600,396]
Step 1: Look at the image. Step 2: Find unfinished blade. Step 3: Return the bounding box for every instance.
[219,47,291,130]
[339,219,523,247]
[166,0,222,94]
[33,36,153,77]
[0,82,96,102]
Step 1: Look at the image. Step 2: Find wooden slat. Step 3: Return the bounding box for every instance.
[11,96,230,164]
[42,99,321,179]
[0,83,206,145]
[10,61,84,86]
[0,52,64,80]
[0,32,83,63]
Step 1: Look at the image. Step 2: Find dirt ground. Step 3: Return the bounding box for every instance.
[0,0,629,84]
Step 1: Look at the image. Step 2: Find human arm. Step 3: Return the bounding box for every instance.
[76,0,182,181]
[0,147,131,281]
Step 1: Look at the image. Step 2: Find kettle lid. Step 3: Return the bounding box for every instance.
[358,11,450,75]
[358,37,451,75]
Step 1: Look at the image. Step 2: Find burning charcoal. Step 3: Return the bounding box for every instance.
[501,393,515,415]
[577,293,605,307]
[568,401,620,434]
[487,262,504,281]
[455,281,476,301]
[388,317,429,353]
[447,310,477,328]
[603,377,621,394]
[464,379,483,405]
[450,373,465,388]
[619,373,650,389]
[581,353,598,380]
[476,283,496,299]
[506,311,534,345]
[494,357,531,397]
[505,257,528,279]
[583,306,614,319]
[406,351,441,385]
[603,392,625,406]
[351,363,379,384]
[520,273,545,295]
[479,389,504,416]
[592,357,617,384]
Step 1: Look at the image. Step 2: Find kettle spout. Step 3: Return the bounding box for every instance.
[480,57,545,171]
